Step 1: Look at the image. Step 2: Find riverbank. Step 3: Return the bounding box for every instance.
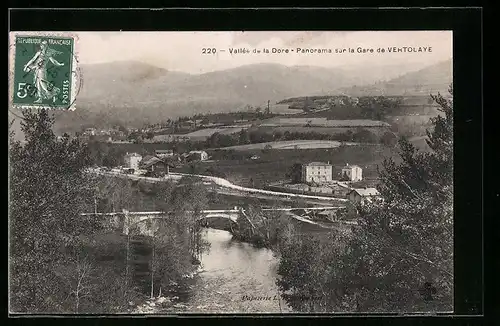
[130,264,205,313]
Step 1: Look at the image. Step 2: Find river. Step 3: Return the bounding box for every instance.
[134,217,342,314]
[157,228,292,313]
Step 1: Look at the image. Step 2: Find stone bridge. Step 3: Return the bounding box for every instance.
[81,206,344,236]
[81,209,240,236]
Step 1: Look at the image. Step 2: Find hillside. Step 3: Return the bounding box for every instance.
[52,62,358,132]
[338,59,453,96]
[51,61,438,133]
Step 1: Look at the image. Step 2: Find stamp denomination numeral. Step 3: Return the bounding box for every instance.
[16,83,28,99]
[17,83,38,99]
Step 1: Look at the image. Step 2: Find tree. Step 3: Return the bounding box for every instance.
[287,163,303,184]
[233,205,292,248]
[238,129,250,145]
[276,232,348,311]
[206,132,221,148]
[128,131,143,143]
[145,177,211,297]
[276,85,454,312]
[9,109,99,312]
[357,96,401,120]
[94,177,140,213]
[352,128,378,143]
[67,253,94,313]
[117,125,128,134]
[262,144,273,154]
[303,97,314,112]
[380,131,398,147]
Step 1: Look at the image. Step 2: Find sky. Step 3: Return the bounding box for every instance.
[72,31,452,74]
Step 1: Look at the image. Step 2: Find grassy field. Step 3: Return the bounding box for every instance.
[258,117,390,127]
[177,145,399,188]
[183,127,244,137]
[250,125,390,136]
[218,140,344,151]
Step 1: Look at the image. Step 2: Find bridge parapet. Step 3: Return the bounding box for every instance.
[122,209,165,236]
[82,206,344,236]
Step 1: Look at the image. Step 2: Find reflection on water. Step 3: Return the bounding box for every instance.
[160,228,292,313]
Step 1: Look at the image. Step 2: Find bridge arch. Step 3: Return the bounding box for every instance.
[122,212,240,236]
[196,214,239,233]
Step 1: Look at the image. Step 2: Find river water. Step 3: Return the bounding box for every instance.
[158,228,292,313]
[152,217,342,314]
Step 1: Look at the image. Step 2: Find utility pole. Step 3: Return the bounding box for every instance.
[266,100,270,115]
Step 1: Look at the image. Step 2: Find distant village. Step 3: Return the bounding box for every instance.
[80,100,394,212]
[98,147,381,207]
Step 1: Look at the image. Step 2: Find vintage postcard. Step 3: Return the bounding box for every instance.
[8,31,453,315]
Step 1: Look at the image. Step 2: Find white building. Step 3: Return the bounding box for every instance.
[348,188,381,204]
[301,162,333,184]
[341,164,363,182]
[189,150,209,161]
[123,152,142,170]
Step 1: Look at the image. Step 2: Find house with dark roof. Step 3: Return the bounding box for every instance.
[155,149,174,158]
[347,187,381,204]
[140,155,174,177]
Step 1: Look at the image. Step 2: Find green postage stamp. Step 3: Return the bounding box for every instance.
[9,33,80,110]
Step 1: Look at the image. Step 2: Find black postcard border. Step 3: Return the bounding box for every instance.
[6,7,484,324]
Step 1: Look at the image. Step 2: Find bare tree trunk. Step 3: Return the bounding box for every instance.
[150,235,155,299]
[72,257,91,314]
[75,289,79,313]
[240,208,256,235]
[276,288,282,313]
[125,232,130,286]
